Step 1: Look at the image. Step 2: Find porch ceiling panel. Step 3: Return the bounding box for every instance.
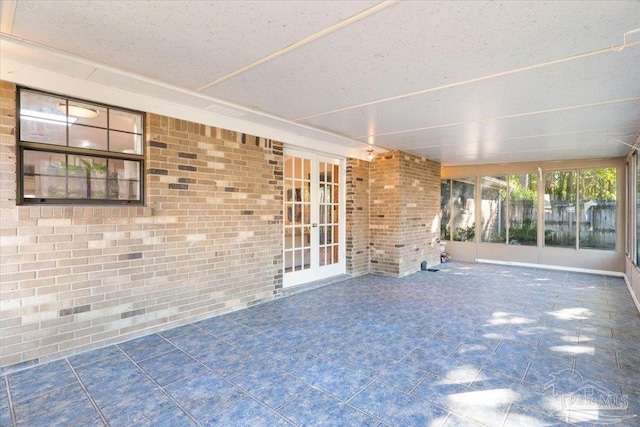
[8,0,378,89]
[1,0,638,165]
[300,48,640,141]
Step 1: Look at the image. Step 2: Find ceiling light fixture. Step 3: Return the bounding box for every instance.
[56,103,100,118]
[367,150,374,161]
[20,109,77,125]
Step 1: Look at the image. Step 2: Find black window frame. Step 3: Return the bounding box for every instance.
[17,87,145,205]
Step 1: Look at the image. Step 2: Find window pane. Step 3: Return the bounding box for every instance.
[20,91,68,146]
[109,109,142,134]
[69,125,108,151]
[509,173,538,246]
[544,171,577,248]
[578,168,616,250]
[452,178,475,242]
[440,180,450,240]
[67,156,107,199]
[23,150,66,199]
[108,159,140,201]
[21,150,138,201]
[481,176,506,243]
[109,130,143,154]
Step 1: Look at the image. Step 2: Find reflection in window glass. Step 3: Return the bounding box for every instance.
[109,109,143,134]
[544,171,577,248]
[481,176,506,243]
[70,126,108,151]
[20,91,68,146]
[109,131,143,154]
[579,168,616,250]
[452,178,475,242]
[509,173,538,246]
[22,150,140,201]
[440,180,450,240]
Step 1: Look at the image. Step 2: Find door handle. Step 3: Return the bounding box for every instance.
[312,223,318,227]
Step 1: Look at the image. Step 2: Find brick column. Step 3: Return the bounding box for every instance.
[369,151,441,276]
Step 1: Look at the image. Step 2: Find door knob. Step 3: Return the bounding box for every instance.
[312,223,318,227]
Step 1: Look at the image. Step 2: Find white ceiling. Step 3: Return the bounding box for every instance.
[1,0,639,165]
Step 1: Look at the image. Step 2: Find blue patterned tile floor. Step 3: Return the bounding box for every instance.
[2,262,640,426]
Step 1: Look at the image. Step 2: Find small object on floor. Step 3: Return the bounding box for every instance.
[426,268,439,272]
[440,252,450,263]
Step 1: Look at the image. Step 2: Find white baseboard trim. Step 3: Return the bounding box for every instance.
[623,274,640,316]
[475,258,625,277]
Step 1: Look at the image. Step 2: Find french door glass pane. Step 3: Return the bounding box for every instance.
[284,155,311,273]
[319,161,339,267]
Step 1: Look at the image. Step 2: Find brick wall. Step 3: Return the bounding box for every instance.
[369,151,441,276]
[345,158,369,276]
[0,81,283,371]
[398,152,442,274]
[369,152,401,274]
[0,80,444,371]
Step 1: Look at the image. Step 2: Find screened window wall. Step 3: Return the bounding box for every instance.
[544,169,616,251]
[443,174,538,246]
[442,168,616,252]
[477,174,538,246]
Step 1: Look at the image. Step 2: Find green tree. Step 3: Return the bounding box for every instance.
[580,168,616,201]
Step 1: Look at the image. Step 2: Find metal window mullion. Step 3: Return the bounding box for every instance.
[634,155,637,265]
[505,175,510,245]
[20,141,143,161]
[576,170,580,250]
[106,107,110,152]
[64,153,70,199]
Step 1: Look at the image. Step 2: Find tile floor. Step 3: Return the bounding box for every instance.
[1,262,640,426]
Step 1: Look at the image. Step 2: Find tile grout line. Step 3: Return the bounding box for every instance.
[521,361,532,382]
[4,375,17,427]
[65,358,109,426]
[114,344,203,427]
[155,331,303,425]
[343,379,415,426]
[499,401,514,427]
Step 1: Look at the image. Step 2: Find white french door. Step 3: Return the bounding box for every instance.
[283,149,345,287]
